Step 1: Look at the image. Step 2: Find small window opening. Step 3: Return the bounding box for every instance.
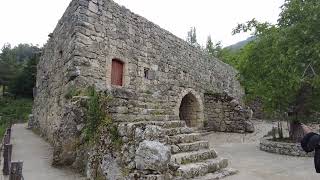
[144,68,150,79]
[59,50,63,58]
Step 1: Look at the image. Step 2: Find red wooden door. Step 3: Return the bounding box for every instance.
[111,59,124,86]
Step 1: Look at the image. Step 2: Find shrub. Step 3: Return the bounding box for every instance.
[0,97,33,138]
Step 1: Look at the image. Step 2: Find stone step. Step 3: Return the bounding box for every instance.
[164,126,193,136]
[141,174,167,180]
[144,108,167,115]
[191,168,239,180]
[175,157,228,179]
[123,121,186,128]
[167,133,201,144]
[171,141,210,154]
[149,120,187,129]
[171,149,217,165]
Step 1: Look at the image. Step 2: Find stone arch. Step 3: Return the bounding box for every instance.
[175,89,204,129]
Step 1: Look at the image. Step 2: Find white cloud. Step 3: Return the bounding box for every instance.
[0,0,284,48]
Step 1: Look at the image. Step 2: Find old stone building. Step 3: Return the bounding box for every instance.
[32,0,253,179]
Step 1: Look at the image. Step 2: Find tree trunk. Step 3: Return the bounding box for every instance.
[3,85,5,96]
[289,83,313,142]
[289,122,305,142]
[278,121,284,139]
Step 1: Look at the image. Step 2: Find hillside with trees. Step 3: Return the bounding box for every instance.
[0,43,40,138]
[220,0,320,141]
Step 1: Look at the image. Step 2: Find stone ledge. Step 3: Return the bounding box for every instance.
[260,138,314,157]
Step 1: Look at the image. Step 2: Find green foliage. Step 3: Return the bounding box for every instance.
[0,97,33,138]
[84,87,105,141]
[205,35,222,58]
[0,44,19,91]
[0,97,33,122]
[9,55,39,97]
[121,167,130,177]
[0,123,7,140]
[225,0,320,119]
[0,43,40,97]
[65,87,81,99]
[83,87,122,148]
[186,27,200,47]
[204,91,223,98]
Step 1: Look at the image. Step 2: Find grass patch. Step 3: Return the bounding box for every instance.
[0,123,7,139]
[0,97,33,138]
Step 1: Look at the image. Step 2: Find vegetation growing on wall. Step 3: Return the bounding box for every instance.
[84,86,109,141]
[66,86,122,147]
[67,86,123,179]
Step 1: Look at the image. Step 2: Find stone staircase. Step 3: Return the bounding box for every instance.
[159,120,238,179]
[131,119,238,179]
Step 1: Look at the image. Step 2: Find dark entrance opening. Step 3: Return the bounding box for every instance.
[179,93,201,127]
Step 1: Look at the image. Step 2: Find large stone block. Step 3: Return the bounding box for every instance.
[135,140,171,172]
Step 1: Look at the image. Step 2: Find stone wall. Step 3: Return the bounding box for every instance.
[33,0,248,179]
[260,138,313,157]
[33,0,246,146]
[33,0,80,147]
[70,0,244,127]
[204,93,254,133]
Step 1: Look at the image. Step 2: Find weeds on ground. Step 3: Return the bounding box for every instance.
[0,97,33,138]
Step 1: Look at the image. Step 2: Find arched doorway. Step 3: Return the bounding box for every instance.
[179,93,201,128]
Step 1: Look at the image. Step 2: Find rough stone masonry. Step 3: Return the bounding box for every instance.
[32,0,253,179]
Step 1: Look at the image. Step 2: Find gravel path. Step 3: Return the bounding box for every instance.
[203,120,319,180]
[8,124,85,180]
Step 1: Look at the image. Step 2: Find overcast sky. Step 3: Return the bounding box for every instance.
[0,0,284,48]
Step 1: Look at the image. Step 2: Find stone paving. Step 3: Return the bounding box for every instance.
[203,120,320,180]
[1,124,85,180]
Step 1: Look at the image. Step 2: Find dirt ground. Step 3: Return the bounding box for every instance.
[202,120,320,180]
[203,120,320,180]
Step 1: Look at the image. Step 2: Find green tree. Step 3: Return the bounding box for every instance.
[231,0,320,141]
[186,27,199,47]
[0,43,40,97]
[9,54,39,98]
[13,44,40,63]
[0,44,18,95]
[205,35,222,58]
